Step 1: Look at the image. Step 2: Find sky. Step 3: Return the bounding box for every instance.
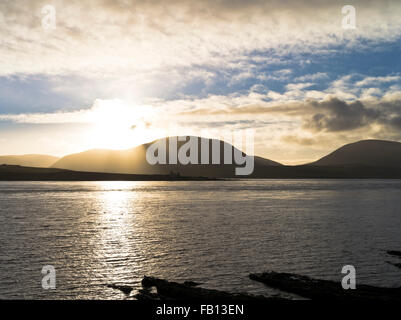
[0,0,401,164]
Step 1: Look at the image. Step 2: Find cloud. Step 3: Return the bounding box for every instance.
[294,72,329,82]
[281,134,318,146]
[0,99,154,124]
[302,97,382,132]
[1,0,401,77]
[389,116,401,128]
[171,83,401,144]
[1,71,401,161]
[355,75,400,87]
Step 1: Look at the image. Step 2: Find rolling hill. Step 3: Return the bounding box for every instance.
[2,138,401,179]
[0,154,59,167]
[51,136,282,178]
[310,140,401,167]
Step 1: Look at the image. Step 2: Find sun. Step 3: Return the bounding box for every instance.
[86,99,155,150]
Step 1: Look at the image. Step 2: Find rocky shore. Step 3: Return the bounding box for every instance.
[133,276,283,300]
[106,268,400,301]
[386,250,401,270]
[249,271,401,301]
[105,250,401,300]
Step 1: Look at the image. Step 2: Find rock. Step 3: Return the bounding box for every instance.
[107,284,134,295]
[386,261,401,269]
[136,276,284,300]
[249,271,401,301]
[183,281,201,287]
[135,289,163,300]
[387,250,401,259]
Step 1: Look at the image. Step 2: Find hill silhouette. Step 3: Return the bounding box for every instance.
[52,136,282,178]
[2,138,401,179]
[310,140,401,167]
[0,154,59,167]
[251,139,401,178]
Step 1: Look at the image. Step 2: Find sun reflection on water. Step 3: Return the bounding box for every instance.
[92,181,144,289]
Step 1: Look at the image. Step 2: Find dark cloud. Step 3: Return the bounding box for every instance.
[389,116,401,129]
[179,103,302,116]
[179,95,401,137]
[303,98,382,132]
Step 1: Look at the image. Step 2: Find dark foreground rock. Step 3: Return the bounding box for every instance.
[135,276,285,300]
[183,281,201,287]
[107,284,134,295]
[387,250,401,259]
[250,271,401,301]
[386,261,401,269]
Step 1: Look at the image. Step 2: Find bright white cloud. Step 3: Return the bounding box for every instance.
[0,0,401,77]
[0,99,154,124]
[355,76,401,87]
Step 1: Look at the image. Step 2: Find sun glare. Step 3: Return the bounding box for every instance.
[86,99,155,150]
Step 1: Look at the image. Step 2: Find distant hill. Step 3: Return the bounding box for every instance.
[52,136,282,178]
[3,138,401,180]
[0,154,59,168]
[310,140,401,167]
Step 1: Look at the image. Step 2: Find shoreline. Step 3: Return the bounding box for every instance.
[0,165,216,181]
[109,271,401,301]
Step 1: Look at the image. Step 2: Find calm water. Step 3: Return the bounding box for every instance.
[0,180,400,299]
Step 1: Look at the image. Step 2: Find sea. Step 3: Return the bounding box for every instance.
[0,179,400,299]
